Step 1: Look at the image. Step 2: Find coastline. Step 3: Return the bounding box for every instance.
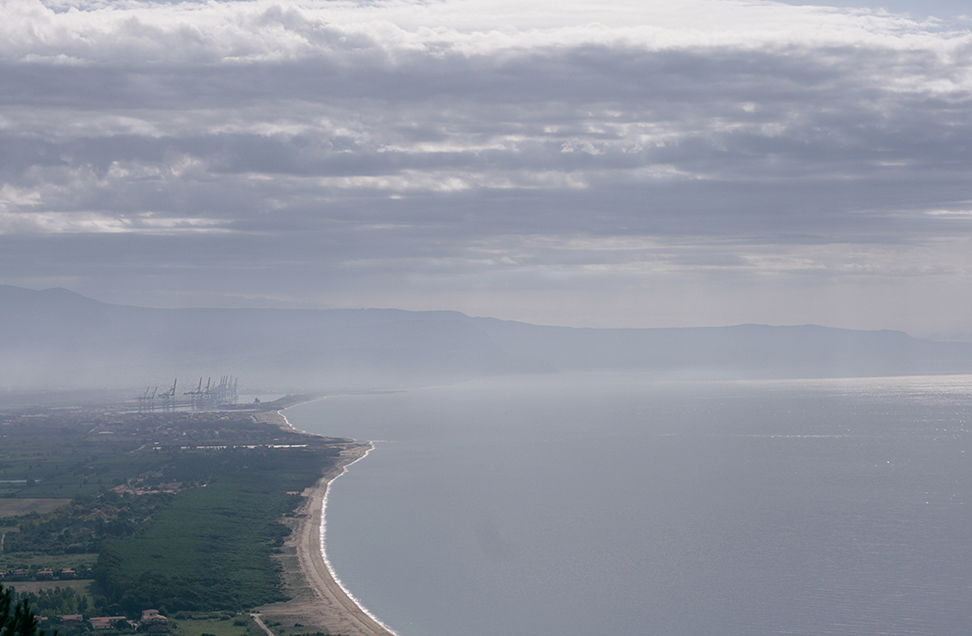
[251,404,312,433]
[255,409,395,636]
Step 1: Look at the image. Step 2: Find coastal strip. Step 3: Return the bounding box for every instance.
[256,412,396,636]
[252,407,305,433]
[318,445,399,634]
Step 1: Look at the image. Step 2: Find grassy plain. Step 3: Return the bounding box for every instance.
[3,578,96,613]
[256,617,329,636]
[1,580,93,596]
[1,553,98,571]
[0,499,73,516]
[171,614,264,636]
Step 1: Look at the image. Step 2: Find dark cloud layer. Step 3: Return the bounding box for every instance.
[1,0,971,335]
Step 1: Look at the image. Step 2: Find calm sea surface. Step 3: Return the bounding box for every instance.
[285,373,972,636]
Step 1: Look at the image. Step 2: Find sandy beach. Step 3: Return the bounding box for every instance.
[252,408,304,432]
[256,434,395,636]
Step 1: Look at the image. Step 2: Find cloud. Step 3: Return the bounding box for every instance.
[1,0,971,333]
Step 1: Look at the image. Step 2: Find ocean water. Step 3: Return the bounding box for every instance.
[285,373,972,636]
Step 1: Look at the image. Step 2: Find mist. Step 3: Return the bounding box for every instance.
[3,285,971,394]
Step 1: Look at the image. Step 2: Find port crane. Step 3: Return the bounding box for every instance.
[159,379,178,411]
[136,386,158,412]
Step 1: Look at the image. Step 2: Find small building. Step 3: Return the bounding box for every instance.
[140,610,169,632]
[36,569,54,580]
[90,616,127,630]
[11,569,28,581]
[59,615,84,626]
[60,568,77,579]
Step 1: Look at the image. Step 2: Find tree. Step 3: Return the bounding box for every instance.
[0,583,46,636]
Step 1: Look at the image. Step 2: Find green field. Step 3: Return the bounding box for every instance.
[1,580,92,596]
[0,499,72,517]
[172,614,264,636]
[255,617,329,636]
[1,553,97,571]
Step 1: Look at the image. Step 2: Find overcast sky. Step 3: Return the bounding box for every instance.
[1,0,971,338]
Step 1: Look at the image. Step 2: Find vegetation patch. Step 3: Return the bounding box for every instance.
[95,447,338,615]
[0,499,72,517]
[1,580,92,596]
[1,405,349,623]
[0,554,97,572]
[4,584,90,619]
[174,614,263,636]
[257,618,331,636]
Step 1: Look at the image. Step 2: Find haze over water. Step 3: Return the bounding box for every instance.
[287,373,972,636]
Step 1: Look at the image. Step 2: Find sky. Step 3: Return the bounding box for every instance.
[1,0,971,339]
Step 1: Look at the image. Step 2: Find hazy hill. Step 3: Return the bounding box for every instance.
[2,285,971,390]
[472,319,972,379]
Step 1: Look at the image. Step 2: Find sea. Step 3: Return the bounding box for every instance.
[284,372,972,636]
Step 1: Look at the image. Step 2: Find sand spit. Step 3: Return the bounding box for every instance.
[252,409,298,432]
[256,441,395,636]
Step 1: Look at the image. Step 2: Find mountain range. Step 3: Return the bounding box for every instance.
[2,285,971,391]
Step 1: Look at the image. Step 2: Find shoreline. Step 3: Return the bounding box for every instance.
[318,444,398,634]
[251,402,316,434]
[255,409,396,636]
